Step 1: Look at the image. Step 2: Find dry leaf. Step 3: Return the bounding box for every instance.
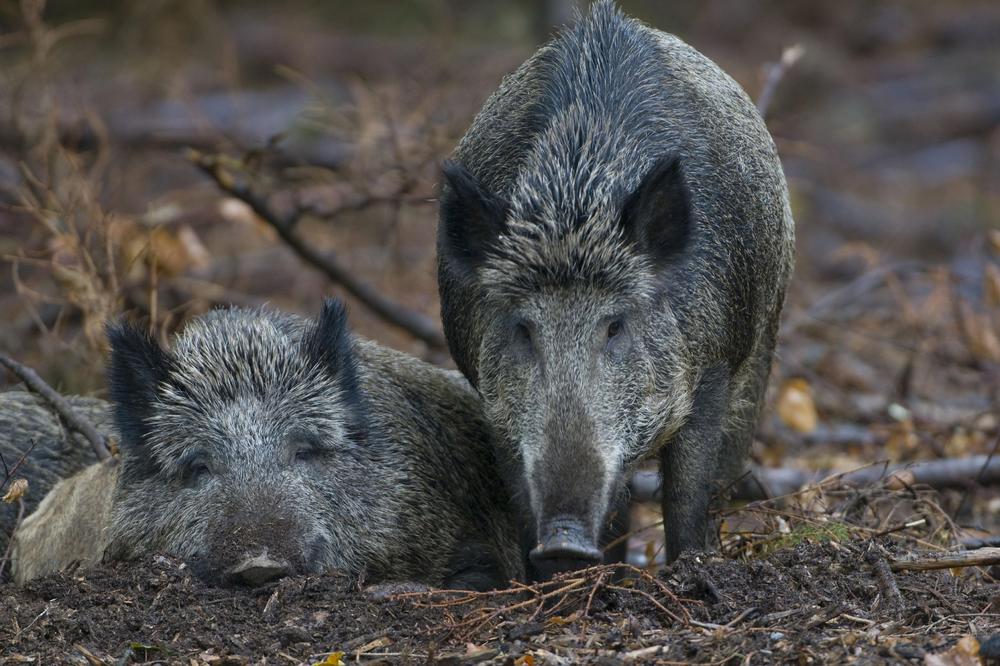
[956,301,1000,362]
[945,428,973,457]
[148,227,198,277]
[986,263,1000,307]
[176,225,212,272]
[776,378,818,433]
[885,470,916,491]
[515,655,535,666]
[989,230,1000,256]
[924,634,979,666]
[2,478,28,503]
[313,652,344,666]
[885,421,918,460]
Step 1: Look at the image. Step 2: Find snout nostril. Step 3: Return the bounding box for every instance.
[529,516,603,570]
[225,554,292,587]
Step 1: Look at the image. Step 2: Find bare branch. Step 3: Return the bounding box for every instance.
[0,353,111,461]
[0,439,38,491]
[0,498,25,581]
[630,454,1000,503]
[189,151,447,351]
[890,546,1000,572]
[864,543,903,612]
[757,44,805,120]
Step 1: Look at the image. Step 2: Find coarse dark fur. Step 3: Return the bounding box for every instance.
[0,391,107,558]
[99,300,521,589]
[438,1,794,571]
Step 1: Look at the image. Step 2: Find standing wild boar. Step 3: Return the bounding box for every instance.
[11,301,522,589]
[437,1,794,577]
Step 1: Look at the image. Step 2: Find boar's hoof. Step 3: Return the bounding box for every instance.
[530,517,603,579]
[225,554,291,587]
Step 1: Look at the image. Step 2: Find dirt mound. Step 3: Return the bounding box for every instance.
[3,542,997,664]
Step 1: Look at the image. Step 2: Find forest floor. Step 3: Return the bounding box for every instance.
[2,1,1000,663]
[2,533,998,664]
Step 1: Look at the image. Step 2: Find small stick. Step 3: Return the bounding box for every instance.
[865,545,904,612]
[802,602,846,631]
[1,438,38,488]
[757,44,805,119]
[606,584,688,626]
[578,569,609,636]
[872,518,926,538]
[960,535,1000,550]
[0,352,111,460]
[0,498,25,581]
[890,547,1000,572]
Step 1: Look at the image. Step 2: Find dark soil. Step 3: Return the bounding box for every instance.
[3,542,997,664]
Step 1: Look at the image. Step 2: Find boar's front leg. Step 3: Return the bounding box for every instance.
[659,365,730,562]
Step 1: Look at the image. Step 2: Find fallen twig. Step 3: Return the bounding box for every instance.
[865,544,904,612]
[0,498,25,581]
[960,536,1000,550]
[631,455,1000,503]
[1,439,38,490]
[0,353,110,461]
[757,44,805,119]
[890,547,1000,572]
[190,151,447,351]
[395,563,697,643]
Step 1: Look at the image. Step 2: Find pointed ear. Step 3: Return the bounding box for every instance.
[107,321,172,476]
[305,299,367,439]
[620,156,692,266]
[438,160,509,270]
[305,298,355,382]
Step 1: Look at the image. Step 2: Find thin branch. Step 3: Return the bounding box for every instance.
[0,352,111,460]
[631,454,1000,503]
[865,543,903,612]
[189,151,447,351]
[0,498,25,582]
[1,439,38,491]
[890,547,1000,572]
[757,44,805,119]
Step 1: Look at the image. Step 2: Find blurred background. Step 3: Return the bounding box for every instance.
[0,1,998,539]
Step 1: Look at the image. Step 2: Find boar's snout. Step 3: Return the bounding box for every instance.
[224,553,292,587]
[529,516,603,580]
[187,504,325,587]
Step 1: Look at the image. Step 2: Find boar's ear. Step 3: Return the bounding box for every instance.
[439,160,509,271]
[305,299,367,438]
[620,156,692,266]
[107,320,172,476]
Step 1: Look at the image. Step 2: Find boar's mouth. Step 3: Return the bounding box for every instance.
[529,516,603,580]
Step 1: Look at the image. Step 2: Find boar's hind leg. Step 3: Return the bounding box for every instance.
[659,365,730,563]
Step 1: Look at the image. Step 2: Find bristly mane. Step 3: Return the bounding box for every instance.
[481,0,670,298]
[145,307,363,461]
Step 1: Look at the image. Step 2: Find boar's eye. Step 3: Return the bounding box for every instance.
[182,460,212,488]
[294,447,320,463]
[291,432,324,463]
[604,317,628,359]
[512,320,534,354]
